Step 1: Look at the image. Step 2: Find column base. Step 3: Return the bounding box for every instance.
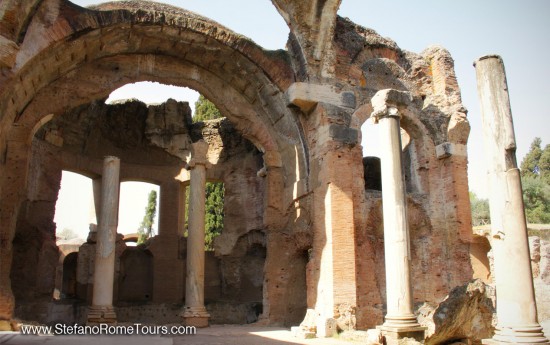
[0,319,19,331]
[182,306,210,328]
[381,313,425,330]
[482,325,549,344]
[87,305,117,325]
[377,315,426,345]
[377,326,426,345]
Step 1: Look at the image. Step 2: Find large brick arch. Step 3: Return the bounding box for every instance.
[1,0,303,151]
[0,0,308,322]
[0,0,478,333]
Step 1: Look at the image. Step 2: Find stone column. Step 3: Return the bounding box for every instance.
[182,140,211,327]
[87,156,120,324]
[371,90,424,343]
[475,55,548,344]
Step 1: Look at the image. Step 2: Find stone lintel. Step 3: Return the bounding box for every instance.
[435,142,467,159]
[286,82,355,113]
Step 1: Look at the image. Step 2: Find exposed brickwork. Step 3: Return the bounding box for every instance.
[0,0,482,336]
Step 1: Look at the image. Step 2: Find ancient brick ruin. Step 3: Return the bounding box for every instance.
[0,0,547,343]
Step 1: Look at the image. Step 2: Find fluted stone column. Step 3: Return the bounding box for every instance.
[371,90,424,343]
[475,55,548,344]
[182,140,211,328]
[87,156,120,324]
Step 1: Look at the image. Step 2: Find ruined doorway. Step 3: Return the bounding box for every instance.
[61,252,78,299]
[118,248,154,303]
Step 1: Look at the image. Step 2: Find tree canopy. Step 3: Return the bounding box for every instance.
[57,228,79,241]
[471,137,550,225]
[204,182,224,250]
[193,95,222,122]
[187,95,225,248]
[184,182,224,250]
[522,176,550,224]
[470,192,490,226]
[520,137,550,184]
[137,190,157,244]
[520,138,550,223]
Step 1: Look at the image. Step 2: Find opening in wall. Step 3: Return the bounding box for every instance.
[61,252,78,299]
[54,171,94,242]
[119,181,160,245]
[360,119,415,192]
[118,248,154,304]
[361,120,382,192]
[107,81,199,109]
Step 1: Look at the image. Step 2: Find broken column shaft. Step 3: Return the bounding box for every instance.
[182,140,211,328]
[87,156,120,324]
[475,55,548,344]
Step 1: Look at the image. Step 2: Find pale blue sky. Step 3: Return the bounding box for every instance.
[58,0,550,237]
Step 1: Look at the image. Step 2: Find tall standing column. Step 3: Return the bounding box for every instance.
[475,55,548,344]
[87,156,120,324]
[182,140,211,328]
[371,90,424,344]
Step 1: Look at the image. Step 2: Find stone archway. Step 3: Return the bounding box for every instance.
[0,0,483,337]
[61,252,78,299]
[0,0,308,325]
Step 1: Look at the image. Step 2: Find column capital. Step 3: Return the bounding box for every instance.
[369,89,412,124]
[370,105,401,124]
[187,140,211,169]
[103,155,120,163]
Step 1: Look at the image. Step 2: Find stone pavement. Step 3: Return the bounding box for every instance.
[0,325,358,345]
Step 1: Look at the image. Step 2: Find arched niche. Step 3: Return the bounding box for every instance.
[61,252,78,298]
[118,248,154,304]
